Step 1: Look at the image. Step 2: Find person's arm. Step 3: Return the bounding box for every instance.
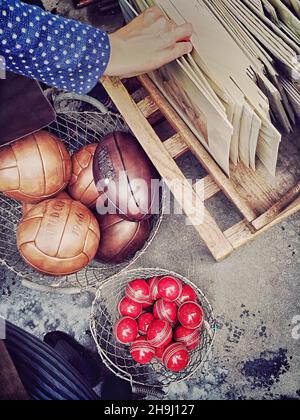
[0,0,110,94]
[0,1,193,94]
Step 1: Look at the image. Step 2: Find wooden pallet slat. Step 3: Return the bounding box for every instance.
[196,176,221,201]
[163,133,189,159]
[137,96,159,119]
[251,181,300,231]
[225,195,300,249]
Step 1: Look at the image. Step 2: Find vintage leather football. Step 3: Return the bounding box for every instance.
[0,131,72,203]
[22,191,71,216]
[68,144,103,209]
[95,213,152,264]
[17,198,100,276]
[93,132,159,221]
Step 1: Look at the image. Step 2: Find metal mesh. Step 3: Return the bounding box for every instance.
[91,268,216,392]
[0,94,164,293]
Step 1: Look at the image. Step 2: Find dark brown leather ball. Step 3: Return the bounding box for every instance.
[93,132,159,222]
[95,213,152,264]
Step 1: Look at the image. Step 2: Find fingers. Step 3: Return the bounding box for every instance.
[158,23,193,48]
[143,6,193,51]
[160,41,193,65]
[175,23,193,42]
[144,6,165,23]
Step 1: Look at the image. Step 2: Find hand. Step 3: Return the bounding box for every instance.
[104,6,193,78]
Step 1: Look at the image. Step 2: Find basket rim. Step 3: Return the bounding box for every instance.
[90,267,217,392]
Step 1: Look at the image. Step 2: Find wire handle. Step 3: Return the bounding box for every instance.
[132,384,168,399]
[53,92,109,115]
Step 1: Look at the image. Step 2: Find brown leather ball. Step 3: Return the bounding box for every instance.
[93,132,159,222]
[17,198,100,276]
[95,213,152,264]
[68,144,102,209]
[0,131,72,203]
[22,191,71,217]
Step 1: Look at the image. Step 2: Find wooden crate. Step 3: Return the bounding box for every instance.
[102,75,300,262]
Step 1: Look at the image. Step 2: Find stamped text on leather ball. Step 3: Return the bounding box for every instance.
[46,200,66,236]
[96,147,115,182]
[72,211,86,237]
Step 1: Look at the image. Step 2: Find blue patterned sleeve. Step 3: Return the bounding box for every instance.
[0,0,111,94]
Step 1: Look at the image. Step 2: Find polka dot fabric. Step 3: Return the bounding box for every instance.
[0,0,111,94]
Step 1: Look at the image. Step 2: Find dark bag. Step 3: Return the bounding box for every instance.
[0,73,55,146]
[0,341,30,400]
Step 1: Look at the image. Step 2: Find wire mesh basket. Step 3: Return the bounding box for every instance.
[91,268,216,397]
[0,93,165,294]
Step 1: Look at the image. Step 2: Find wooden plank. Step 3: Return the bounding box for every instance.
[164,133,189,159]
[102,76,233,261]
[251,181,300,230]
[139,74,258,222]
[193,176,221,201]
[225,195,300,249]
[229,162,282,214]
[137,96,159,119]
[229,126,300,215]
[131,87,147,103]
[224,220,260,249]
[202,176,221,200]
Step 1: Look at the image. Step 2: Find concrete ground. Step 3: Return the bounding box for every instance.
[0,0,299,401]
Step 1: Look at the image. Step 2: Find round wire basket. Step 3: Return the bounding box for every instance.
[91,268,216,397]
[0,93,165,294]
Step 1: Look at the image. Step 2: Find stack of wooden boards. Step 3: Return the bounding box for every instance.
[118,0,300,177]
